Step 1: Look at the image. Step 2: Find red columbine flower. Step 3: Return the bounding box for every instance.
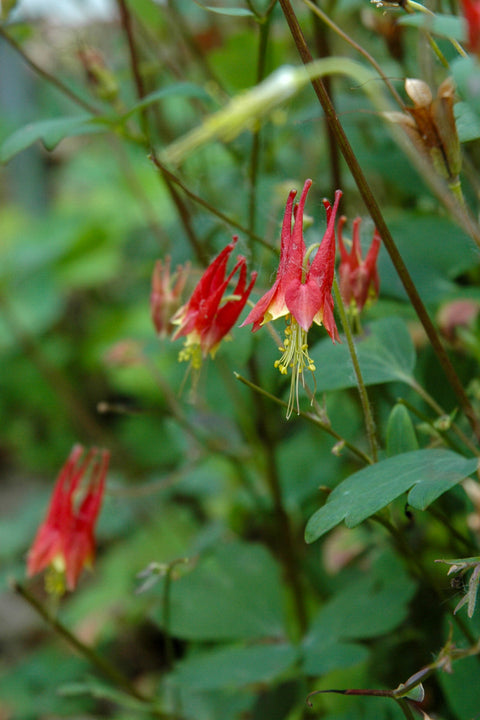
[151,256,191,338]
[172,237,257,368]
[337,216,381,314]
[462,0,480,55]
[27,445,109,594]
[242,179,342,417]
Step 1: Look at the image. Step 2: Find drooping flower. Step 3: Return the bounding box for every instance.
[172,237,257,369]
[337,216,381,314]
[151,256,191,338]
[242,179,342,417]
[461,0,480,55]
[27,445,109,594]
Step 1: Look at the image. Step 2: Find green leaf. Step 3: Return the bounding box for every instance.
[379,212,478,303]
[302,551,416,675]
[174,644,298,690]
[386,404,419,457]
[59,678,149,712]
[455,101,480,143]
[305,450,477,543]
[122,83,212,120]
[439,614,480,718]
[398,13,466,41]
[0,116,104,163]
[151,541,285,640]
[452,55,480,121]
[310,317,416,393]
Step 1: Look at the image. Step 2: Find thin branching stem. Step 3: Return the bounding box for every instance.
[333,277,379,461]
[246,356,308,637]
[408,379,480,456]
[150,153,275,251]
[11,581,166,713]
[248,13,272,256]
[303,0,405,108]
[0,26,102,115]
[234,372,372,464]
[278,0,480,442]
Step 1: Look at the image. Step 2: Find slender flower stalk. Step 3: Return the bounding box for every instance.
[27,445,109,594]
[172,238,257,369]
[242,179,342,417]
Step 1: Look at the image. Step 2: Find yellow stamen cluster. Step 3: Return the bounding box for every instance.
[44,559,67,597]
[178,343,203,369]
[274,315,316,418]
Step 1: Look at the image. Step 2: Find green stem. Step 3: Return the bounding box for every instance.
[373,515,479,647]
[116,0,148,136]
[395,397,464,455]
[333,277,379,462]
[12,580,165,712]
[278,0,480,442]
[149,153,275,252]
[0,27,103,115]
[408,379,480,457]
[248,14,272,256]
[247,357,308,637]
[234,372,372,464]
[309,0,342,190]
[304,0,405,108]
[394,698,417,720]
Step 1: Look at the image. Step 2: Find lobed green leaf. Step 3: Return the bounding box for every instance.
[305,450,478,543]
[310,317,416,393]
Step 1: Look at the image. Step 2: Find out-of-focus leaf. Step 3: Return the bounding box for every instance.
[378,213,478,303]
[398,13,466,41]
[452,55,480,120]
[309,317,416,393]
[59,678,149,712]
[0,116,105,163]
[455,101,480,142]
[0,646,90,716]
[386,404,419,457]
[174,644,298,690]
[122,83,213,119]
[439,614,480,717]
[305,450,477,543]
[151,541,285,640]
[302,551,416,675]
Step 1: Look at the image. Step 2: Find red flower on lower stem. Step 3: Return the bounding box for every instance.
[241,179,342,417]
[172,237,257,368]
[337,216,381,314]
[27,445,109,594]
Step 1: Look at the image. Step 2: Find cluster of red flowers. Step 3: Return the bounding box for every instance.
[148,179,381,415]
[27,179,381,594]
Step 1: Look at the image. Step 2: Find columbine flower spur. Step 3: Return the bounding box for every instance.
[172,237,257,369]
[27,445,109,594]
[242,179,342,417]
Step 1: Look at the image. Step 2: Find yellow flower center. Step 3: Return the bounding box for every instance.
[178,342,203,369]
[45,557,67,597]
[274,315,316,418]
